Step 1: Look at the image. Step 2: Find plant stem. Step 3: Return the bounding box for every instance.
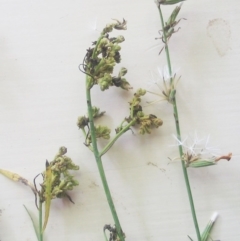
[39,200,43,241]
[157,5,201,241]
[86,76,125,241]
[100,120,136,157]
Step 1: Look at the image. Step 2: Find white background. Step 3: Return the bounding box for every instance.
[0,0,239,240]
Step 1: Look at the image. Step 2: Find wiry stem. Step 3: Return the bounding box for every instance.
[86,75,125,241]
[157,5,201,241]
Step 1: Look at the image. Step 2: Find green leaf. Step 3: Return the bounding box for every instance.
[201,213,218,241]
[187,235,194,241]
[42,161,52,232]
[23,205,40,241]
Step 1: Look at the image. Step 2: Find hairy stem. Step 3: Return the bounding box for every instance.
[157,5,201,241]
[86,76,125,241]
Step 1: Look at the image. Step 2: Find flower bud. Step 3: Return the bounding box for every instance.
[98,73,112,91]
[102,24,113,34]
[113,19,127,30]
[152,117,163,127]
[58,146,67,156]
[92,106,105,119]
[118,67,127,77]
[136,88,146,97]
[98,38,109,49]
[77,116,89,129]
[112,35,125,44]
[95,125,111,139]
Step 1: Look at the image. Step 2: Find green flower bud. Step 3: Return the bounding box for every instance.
[135,88,146,97]
[102,24,113,34]
[92,106,105,119]
[112,44,121,52]
[118,67,127,77]
[137,111,144,118]
[98,73,112,91]
[98,38,109,49]
[111,35,125,44]
[58,146,67,156]
[95,125,111,139]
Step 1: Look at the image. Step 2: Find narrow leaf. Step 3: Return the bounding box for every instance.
[187,235,194,241]
[201,212,218,241]
[23,205,40,241]
[42,161,52,232]
[103,230,109,241]
[0,169,37,195]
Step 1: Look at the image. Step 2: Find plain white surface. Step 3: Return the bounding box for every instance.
[0,1,239,240]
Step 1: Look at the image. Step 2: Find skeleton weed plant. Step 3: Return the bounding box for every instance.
[0,147,79,241]
[77,19,163,241]
[151,1,232,240]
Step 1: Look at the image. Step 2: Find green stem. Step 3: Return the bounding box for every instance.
[86,76,125,241]
[157,5,201,241]
[100,120,136,157]
[39,200,43,241]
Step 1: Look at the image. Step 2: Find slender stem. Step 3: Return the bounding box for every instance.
[157,5,201,241]
[86,76,125,241]
[39,200,43,241]
[100,120,136,157]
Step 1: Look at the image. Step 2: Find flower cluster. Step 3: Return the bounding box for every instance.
[81,19,131,91]
[39,147,79,202]
[126,89,163,134]
[77,106,110,146]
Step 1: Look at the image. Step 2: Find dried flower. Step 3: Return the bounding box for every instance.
[172,134,232,168]
[127,89,163,134]
[40,147,79,202]
[81,20,131,92]
[147,66,180,104]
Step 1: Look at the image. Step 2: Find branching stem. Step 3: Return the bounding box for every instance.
[86,75,125,241]
[100,120,136,157]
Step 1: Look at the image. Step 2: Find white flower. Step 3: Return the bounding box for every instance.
[171,133,231,168]
[172,133,219,157]
[146,66,180,104]
[157,66,179,81]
